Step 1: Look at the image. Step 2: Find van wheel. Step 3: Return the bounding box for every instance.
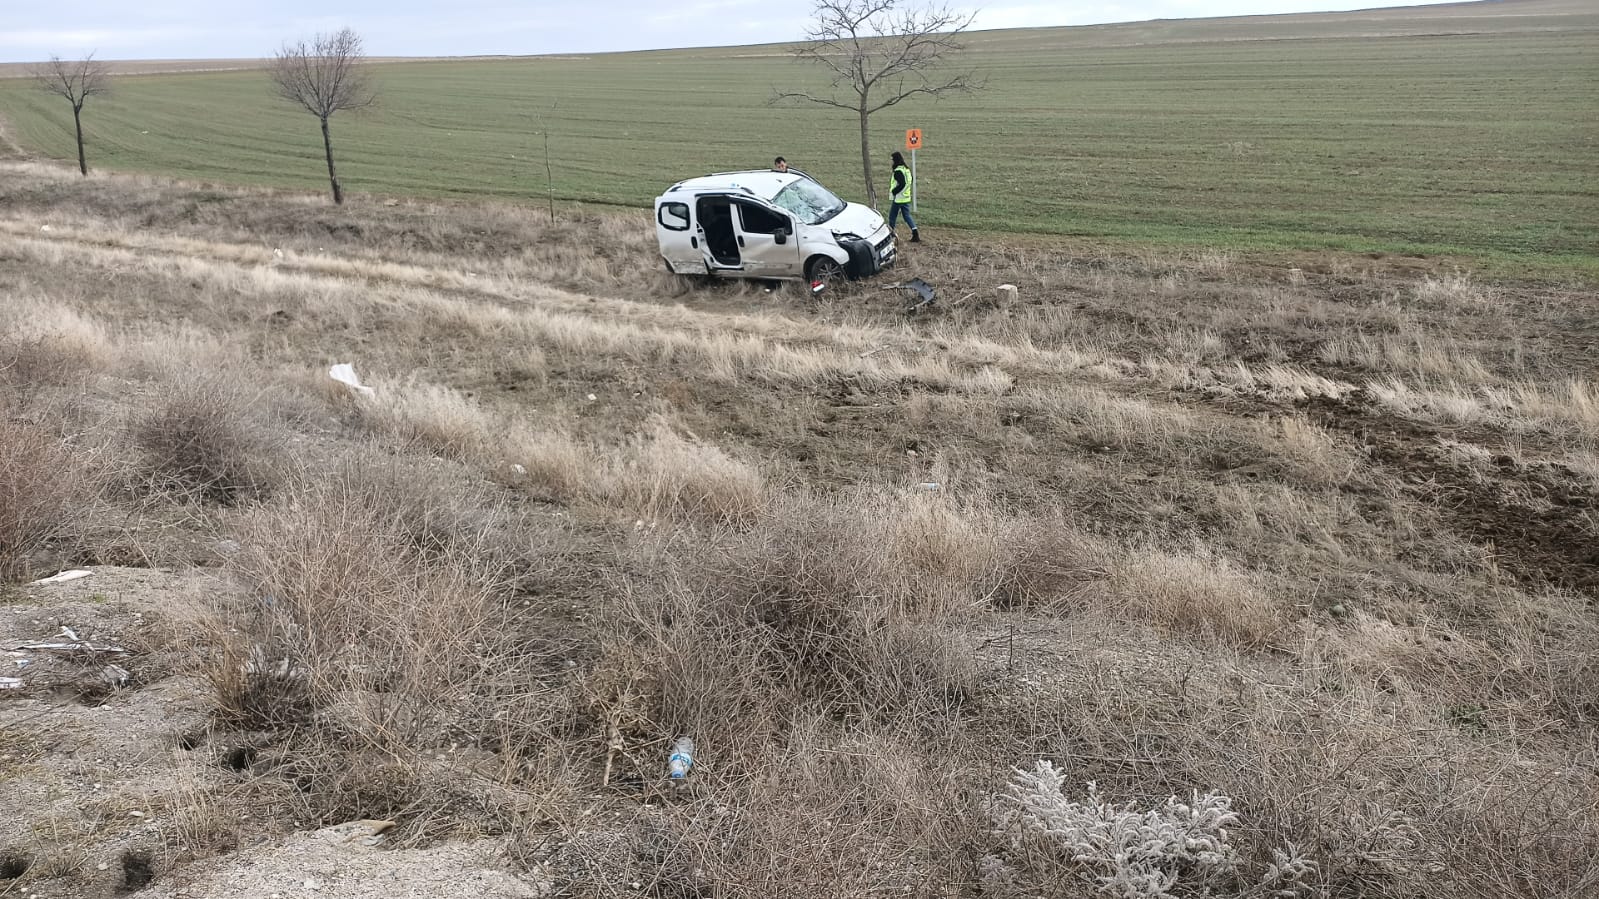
[805,255,845,287]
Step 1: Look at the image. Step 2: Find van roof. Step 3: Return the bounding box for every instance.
[666,170,804,199]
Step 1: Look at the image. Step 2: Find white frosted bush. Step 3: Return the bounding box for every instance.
[989,761,1319,898]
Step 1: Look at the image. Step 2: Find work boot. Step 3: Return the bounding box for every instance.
[910,229,920,243]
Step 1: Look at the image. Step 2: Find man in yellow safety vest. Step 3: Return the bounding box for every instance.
[889,151,919,243]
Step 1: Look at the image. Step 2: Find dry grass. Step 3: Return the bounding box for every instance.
[0,418,95,582]
[2,164,1596,897]
[218,461,520,735]
[610,424,766,527]
[1105,546,1286,648]
[130,372,283,505]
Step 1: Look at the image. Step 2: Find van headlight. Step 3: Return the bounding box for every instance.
[832,232,863,243]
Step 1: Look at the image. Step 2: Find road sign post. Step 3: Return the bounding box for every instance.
[905,129,922,212]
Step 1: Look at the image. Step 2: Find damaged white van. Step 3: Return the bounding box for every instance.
[654,169,896,286]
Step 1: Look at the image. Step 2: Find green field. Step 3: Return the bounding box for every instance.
[3,0,1596,266]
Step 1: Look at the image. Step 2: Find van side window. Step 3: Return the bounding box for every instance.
[737,203,789,235]
[658,202,690,231]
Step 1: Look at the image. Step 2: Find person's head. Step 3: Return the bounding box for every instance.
[773,156,788,172]
[891,151,906,168]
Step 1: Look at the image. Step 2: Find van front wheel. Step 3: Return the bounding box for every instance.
[805,255,845,287]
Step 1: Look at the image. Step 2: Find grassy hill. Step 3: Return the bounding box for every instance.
[1,0,1595,266]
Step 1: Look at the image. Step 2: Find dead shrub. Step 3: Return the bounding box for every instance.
[131,373,280,504]
[0,300,111,388]
[211,456,563,752]
[503,427,594,503]
[362,379,496,461]
[554,718,980,897]
[0,336,95,388]
[1107,547,1285,648]
[1165,694,1599,899]
[611,425,765,527]
[0,419,93,582]
[991,517,1114,611]
[594,490,991,771]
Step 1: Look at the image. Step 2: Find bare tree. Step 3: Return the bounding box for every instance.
[33,54,111,176]
[269,28,375,205]
[774,0,980,208]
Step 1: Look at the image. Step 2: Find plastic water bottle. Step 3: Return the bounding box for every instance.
[667,736,695,779]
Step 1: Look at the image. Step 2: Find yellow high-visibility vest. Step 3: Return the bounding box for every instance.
[892,164,913,205]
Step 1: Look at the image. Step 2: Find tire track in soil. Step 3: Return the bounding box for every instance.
[1302,393,1599,597]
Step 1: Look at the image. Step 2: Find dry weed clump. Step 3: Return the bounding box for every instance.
[1170,691,1599,899]
[361,378,499,461]
[214,459,535,745]
[0,419,95,582]
[1413,271,1495,309]
[546,715,979,897]
[131,373,282,504]
[990,517,1115,611]
[595,489,999,768]
[609,425,767,527]
[1106,547,1285,648]
[1318,332,1493,382]
[502,427,593,503]
[668,716,978,889]
[0,298,112,386]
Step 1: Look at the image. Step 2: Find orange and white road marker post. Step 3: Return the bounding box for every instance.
[905,128,923,212]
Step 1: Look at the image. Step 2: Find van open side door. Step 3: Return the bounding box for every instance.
[656,200,705,274]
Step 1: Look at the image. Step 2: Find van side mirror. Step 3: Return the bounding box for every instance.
[773,227,789,245]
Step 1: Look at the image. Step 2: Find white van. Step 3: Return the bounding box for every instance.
[654,169,896,285]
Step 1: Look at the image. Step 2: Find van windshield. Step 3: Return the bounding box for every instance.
[770,179,847,225]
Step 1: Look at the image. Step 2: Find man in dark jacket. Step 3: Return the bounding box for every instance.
[889,151,919,243]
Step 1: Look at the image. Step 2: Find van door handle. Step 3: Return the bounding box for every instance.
[691,236,698,248]
[737,236,745,247]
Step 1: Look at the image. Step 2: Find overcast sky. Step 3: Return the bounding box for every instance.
[2,1,1465,62]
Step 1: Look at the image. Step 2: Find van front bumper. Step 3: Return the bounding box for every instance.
[842,233,896,278]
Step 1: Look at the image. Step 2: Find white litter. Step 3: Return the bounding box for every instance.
[0,677,23,690]
[29,569,92,586]
[7,627,127,655]
[329,363,375,397]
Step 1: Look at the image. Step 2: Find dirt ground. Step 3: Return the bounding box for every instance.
[1,567,553,898]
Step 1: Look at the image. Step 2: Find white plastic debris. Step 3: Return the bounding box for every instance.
[667,735,695,779]
[995,284,1018,303]
[29,569,92,586]
[8,627,127,655]
[0,677,23,690]
[917,482,941,491]
[329,363,375,397]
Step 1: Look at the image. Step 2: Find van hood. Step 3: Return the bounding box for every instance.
[826,202,888,239]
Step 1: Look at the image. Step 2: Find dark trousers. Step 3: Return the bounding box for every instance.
[888,202,916,231]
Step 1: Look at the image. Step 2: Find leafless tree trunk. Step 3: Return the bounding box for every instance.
[269,28,376,205]
[773,0,980,208]
[33,55,111,176]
